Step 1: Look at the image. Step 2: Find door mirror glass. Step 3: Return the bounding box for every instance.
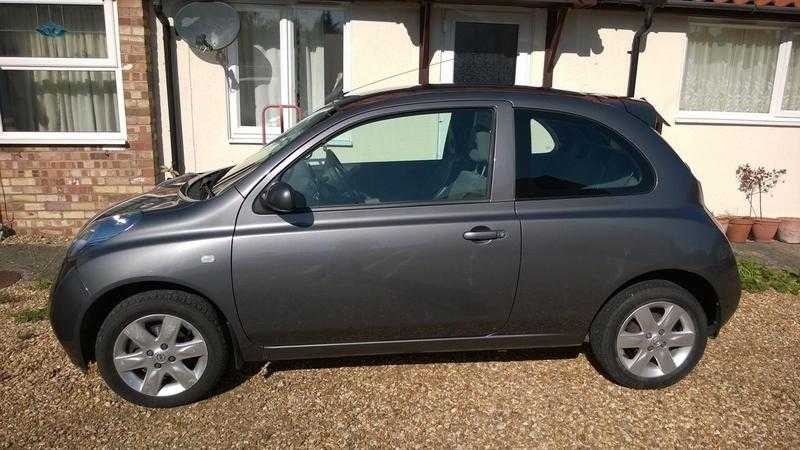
[260,182,296,213]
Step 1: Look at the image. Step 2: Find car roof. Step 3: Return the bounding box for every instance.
[337,84,622,108]
[334,84,665,131]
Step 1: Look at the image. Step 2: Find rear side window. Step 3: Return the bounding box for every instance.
[515,109,653,199]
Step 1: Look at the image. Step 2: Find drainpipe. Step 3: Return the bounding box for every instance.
[418,1,432,85]
[626,5,655,98]
[153,0,185,175]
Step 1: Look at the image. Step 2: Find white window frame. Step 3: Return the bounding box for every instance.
[0,0,126,144]
[676,19,800,127]
[226,3,350,144]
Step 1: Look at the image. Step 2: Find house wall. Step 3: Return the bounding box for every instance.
[0,0,160,236]
[166,3,800,218]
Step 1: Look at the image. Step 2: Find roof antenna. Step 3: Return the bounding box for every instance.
[340,58,454,98]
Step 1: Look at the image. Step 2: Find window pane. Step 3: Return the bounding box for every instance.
[454,22,518,85]
[0,70,119,132]
[280,109,493,207]
[295,10,344,114]
[236,8,281,127]
[680,25,780,113]
[783,35,800,111]
[515,110,651,199]
[530,118,555,154]
[0,4,107,58]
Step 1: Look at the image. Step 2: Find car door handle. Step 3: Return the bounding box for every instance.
[463,228,506,241]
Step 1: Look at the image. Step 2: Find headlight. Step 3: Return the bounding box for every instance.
[69,213,141,257]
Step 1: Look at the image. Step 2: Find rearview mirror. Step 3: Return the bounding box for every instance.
[259,182,296,213]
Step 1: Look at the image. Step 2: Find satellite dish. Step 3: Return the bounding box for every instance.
[175,1,240,52]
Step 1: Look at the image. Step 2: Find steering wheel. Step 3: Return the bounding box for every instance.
[321,149,361,203]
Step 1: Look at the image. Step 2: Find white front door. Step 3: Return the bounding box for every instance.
[439,10,533,86]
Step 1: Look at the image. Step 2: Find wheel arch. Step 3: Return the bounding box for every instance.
[80,281,242,367]
[589,269,721,340]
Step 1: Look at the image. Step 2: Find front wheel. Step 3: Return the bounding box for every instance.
[95,290,229,408]
[589,280,708,389]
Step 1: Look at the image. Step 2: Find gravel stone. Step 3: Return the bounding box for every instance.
[0,290,798,447]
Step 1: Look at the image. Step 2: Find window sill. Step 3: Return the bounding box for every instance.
[0,134,127,146]
[674,114,800,127]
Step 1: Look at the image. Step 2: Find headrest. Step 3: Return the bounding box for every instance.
[469,131,491,162]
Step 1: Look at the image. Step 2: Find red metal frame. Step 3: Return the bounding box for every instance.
[261,104,304,144]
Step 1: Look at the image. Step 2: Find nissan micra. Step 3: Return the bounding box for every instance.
[50,86,740,408]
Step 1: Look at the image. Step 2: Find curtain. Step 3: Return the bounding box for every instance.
[680,25,781,113]
[0,4,107,58]
[0,4,117,132]
[783,36,800,111]
[2,70,118,132]
[236,9,281,127]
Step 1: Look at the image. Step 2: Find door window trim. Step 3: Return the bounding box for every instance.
[253,104,500,214]
[513,108,657,201]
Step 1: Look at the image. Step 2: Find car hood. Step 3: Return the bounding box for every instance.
[91,173,196,221]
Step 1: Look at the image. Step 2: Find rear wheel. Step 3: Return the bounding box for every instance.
[95,290,228,408]
[589,280,708,389]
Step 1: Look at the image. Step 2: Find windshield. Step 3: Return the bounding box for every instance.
[212,107,334,193]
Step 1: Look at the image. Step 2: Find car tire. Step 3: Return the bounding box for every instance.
[589,280,708,389]
[95,290,229,408]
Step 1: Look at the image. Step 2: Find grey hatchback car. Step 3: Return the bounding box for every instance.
[50,86,740,408]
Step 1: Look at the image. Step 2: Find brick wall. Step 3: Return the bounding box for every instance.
[0,0,160,237]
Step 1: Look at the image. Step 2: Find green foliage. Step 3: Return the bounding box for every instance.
[0,290,12,304]
[737,259,800,295]
[13,306,49,324]
[735,164,786,218]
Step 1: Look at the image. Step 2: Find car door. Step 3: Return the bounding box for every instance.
[506,107,658,343]
[232,101,520,346]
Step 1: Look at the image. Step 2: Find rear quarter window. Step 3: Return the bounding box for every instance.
[514,109,654,200]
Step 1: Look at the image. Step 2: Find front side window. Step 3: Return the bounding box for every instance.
[515,109,652,199]
[279,108,493,208]
[0,0,124,144]
[228,5,345,143]
[679,22,800,123]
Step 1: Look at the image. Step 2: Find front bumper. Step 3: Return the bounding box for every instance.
[49,259,92,369]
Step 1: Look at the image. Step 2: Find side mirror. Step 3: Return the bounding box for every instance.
[259,182,296,213]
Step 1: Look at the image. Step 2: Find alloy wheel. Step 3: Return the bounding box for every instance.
[112,314,209,397]
[615,301,697,378]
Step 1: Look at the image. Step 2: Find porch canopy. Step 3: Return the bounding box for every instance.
[407,0,800,88]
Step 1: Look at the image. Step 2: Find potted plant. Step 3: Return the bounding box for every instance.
[734,164,786,242]
[777,217,800,244]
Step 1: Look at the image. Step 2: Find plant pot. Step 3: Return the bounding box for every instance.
[725,218,753,243]
[777,217,800,244]
[715,217,730,234]
[751,218,781,242]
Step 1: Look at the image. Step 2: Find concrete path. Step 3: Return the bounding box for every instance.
[0,244,66,281]
[733,241,800,274]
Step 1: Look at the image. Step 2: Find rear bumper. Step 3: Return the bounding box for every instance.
[49,260,91,369]
[710,253,741,336]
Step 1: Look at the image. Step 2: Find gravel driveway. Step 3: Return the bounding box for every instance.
[1,280,798,447]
